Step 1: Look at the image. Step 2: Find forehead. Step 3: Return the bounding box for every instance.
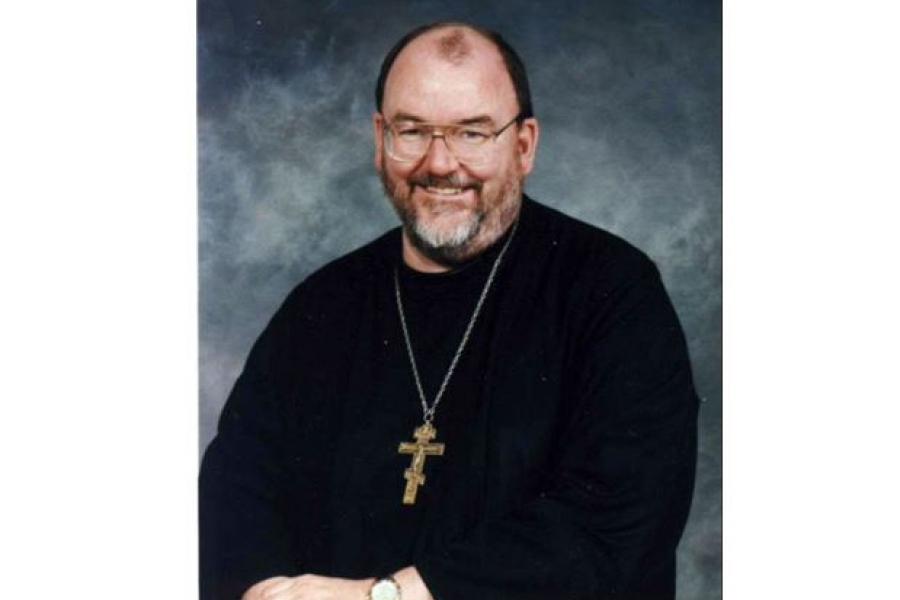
[382,28,518,123]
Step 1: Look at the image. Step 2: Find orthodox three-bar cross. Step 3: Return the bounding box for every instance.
[397,422,445,505]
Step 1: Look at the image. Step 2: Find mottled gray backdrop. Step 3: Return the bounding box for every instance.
[198,0,720,597]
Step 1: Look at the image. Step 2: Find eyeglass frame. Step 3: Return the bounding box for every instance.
[380,112,525,165]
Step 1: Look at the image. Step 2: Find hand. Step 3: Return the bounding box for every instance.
[242,574,375,600]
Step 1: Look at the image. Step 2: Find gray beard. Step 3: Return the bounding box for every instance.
[405,206,484,265]
[379,172,521,267]
[411,207,482,248]
[379,179,479,266]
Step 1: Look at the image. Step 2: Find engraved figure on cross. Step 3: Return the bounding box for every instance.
[397,422,445,505]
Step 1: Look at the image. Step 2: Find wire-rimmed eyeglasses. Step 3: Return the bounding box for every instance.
[382,113,522,166]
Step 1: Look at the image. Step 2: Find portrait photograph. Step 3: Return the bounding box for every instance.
[198,1,720,599]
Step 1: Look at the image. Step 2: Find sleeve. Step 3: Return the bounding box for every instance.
[199,293,302,600]
[414,258,699,600]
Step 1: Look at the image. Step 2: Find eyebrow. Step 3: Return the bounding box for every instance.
[390,112,496,126]
[457,115,494,126]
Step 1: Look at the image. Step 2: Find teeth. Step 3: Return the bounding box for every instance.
[425,186,464,195]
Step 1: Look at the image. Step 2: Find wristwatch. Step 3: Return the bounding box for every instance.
[368,575,402,600]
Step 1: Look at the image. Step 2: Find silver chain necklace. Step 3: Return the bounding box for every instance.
[393,220,518,505]
[394,219,519,424]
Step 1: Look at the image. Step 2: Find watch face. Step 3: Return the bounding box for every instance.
[370,579,400,600]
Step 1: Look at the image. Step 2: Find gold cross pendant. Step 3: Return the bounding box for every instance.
[397,422,445,505]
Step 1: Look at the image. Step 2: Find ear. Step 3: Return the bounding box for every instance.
[373,112,385,173]
[515,117,540,176]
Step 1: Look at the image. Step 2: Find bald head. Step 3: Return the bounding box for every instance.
[380,26,519,124]
[375,22,534,121]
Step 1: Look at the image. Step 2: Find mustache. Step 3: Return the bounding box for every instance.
[409,174,482,191]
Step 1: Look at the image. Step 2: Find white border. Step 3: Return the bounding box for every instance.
[724,1,900,597]
[1,2,197,597]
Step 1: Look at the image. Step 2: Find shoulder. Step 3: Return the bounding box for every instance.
[303,227,398,292]
[520,196,659,290]
[269,227,399,322]
[520,199,683,355]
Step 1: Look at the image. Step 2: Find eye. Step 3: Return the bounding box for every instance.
[395,125,425,140]
[458,128,490,143]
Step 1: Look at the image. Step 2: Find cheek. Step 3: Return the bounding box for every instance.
[471,160,515,189]
[386,160,417,183]
[479,144,521,183]
[463,158,505,184]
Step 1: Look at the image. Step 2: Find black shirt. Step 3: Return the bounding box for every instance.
[199,197,699,599]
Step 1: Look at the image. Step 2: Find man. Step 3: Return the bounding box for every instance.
[200,21,698,600]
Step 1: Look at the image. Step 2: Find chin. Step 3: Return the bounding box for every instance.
[412,209,483,251]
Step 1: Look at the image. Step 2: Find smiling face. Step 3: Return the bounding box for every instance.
[374,27,539,271]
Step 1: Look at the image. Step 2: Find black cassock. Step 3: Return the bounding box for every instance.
[199,197,699,599]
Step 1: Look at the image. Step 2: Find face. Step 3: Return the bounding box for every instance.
[374,29,539,266]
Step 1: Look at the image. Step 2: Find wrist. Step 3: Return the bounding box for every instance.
[367,574,401,600]
[393,567,431,600]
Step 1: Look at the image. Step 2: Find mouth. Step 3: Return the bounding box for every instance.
[414,186,477,218]
[424,186,468,196]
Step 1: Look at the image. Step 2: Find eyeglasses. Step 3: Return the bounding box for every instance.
[382,114,522,166]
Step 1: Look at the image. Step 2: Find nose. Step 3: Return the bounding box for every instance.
[422,133,460,175]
